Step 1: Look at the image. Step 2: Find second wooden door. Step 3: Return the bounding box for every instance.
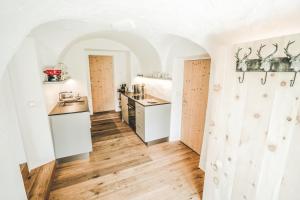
[89,55,114,113]
[181,59,211,154]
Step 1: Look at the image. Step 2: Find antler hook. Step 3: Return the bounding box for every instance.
[261,72,268,85]
[290,72,297,87]
[238,71,245,83]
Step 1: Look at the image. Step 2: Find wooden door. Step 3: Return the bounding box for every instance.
[181,59,211,154]
[89,55,114,113]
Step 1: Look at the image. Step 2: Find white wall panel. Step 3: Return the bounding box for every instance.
[202,33,300,200]
[8,37,55,170]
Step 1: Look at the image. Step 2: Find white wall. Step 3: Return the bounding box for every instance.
[8,37,55,170]
[0,70,27,200]
[0,71,26,164]
[43,38,140,113]
[132,76,172,101]
[201,33,300,200]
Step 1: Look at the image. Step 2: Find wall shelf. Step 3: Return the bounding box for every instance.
[137,75,172,80]
[43,78,70,84]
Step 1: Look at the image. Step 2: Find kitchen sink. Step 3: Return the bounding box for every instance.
[59,99,84,106]
[145,99,159,104]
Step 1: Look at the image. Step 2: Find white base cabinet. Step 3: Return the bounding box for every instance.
[135,102,171,143]
[49,112,92,159]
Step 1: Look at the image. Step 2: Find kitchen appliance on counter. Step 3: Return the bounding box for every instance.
[128,98,136,131]
[132,84,145,95]
[119,84,127,93]
[117,84,128,112]
[58,91,82,105]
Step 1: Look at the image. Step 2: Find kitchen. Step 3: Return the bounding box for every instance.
[38,33,208,163]
[4,16,212,198]
[1,1,300,200]
[46,76,173,160]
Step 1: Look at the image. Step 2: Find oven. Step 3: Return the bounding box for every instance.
[128,98,136,131]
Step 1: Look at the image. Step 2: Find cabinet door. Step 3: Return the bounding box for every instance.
[135,102,145,140]
[121,94,128,123]
[181,59,210,154]
[50,112,92,159]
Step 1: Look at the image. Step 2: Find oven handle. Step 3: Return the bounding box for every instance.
[127,104,135,109]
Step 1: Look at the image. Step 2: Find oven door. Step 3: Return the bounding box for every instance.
[128,101,136,131]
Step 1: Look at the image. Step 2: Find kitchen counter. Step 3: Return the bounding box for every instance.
[49,96,92,159]
[122,92,170,107]
[48,96,89,116]
[120,92,171,144]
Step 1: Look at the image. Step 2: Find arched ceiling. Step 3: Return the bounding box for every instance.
[31,20,164,71]
[1,0,300,77]
[58,31,163,72]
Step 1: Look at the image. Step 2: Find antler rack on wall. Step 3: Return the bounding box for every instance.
[235,40,300,87]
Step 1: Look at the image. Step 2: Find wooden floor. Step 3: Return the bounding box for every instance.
[49,111,205,200]
[20,161,56,200]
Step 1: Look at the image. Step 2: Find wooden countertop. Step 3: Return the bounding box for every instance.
[49,97,89,116]
[122,92,171,107]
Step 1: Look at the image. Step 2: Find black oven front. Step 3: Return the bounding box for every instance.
[128,98,136,131]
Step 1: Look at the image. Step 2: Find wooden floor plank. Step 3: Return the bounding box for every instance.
[20,161,56,200]
[49,111,204,200]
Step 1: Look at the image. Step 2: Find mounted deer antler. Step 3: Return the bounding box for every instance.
[257,44,278,61]
[257,43,278,74]
[235,47,252,71]
[235,48,252,63]
[284,40,300,61]
[242,48,252,61]
[266,44,278,60]
[256,44,266,60]
[284,41,295,59]
[235,47,252,83]
[235,48,243,62]
[284,41,300,87]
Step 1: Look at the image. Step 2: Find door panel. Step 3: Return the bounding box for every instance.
[89,55,114,113]
[181,59,211,154]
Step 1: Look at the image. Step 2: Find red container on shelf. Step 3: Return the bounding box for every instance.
[43,69,62,76]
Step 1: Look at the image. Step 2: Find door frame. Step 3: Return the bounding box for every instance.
[88,54,115,113]
[85,50,117,114]
[180,57,211,154]
[170,55,210,141]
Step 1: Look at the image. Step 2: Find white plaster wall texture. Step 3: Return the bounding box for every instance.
[8,37,55,170]
[0,71,28,200]
[201,33,300,200]
[0,71,27,164]
[132,76,172,101]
